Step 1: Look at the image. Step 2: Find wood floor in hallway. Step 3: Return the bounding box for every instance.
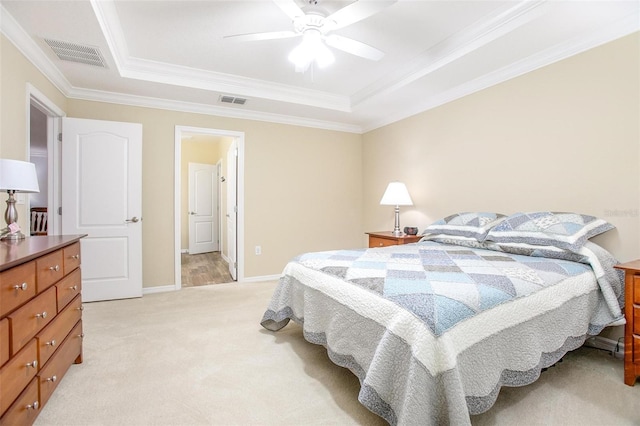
[181,251,233,287]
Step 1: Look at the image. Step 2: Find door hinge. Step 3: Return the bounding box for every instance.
[234,205,238,213]
[57,207,62,215]
[234,262,237,269]
[58,133,62,142]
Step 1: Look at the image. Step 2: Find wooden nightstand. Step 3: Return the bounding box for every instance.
[614,260,640,386]
[366,231,422,248]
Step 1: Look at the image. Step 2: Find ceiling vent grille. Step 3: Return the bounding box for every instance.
[219,95,247,105]
[44,39,107,68]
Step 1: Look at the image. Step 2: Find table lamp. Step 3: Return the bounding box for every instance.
[0,159,40,240]
[380,182,413,237]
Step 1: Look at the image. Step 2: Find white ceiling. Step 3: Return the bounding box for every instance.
[1,0,638,133]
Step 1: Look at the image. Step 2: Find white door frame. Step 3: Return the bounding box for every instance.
[174,125,245,290]
[26,84,65,236]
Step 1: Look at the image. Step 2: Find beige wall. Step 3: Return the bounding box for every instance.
[363,32,640,263]
[64,100,363,286]
[0,36,67,232]
[1,33,363,287]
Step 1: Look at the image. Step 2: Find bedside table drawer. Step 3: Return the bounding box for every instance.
[370,236,396,248]
[634,306,640,335]
[634,276,640,304]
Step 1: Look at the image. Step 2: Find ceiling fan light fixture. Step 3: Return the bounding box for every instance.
[288,29,334,72]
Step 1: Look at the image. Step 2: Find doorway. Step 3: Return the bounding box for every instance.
[174,126,245,289]
[27,84,65,237]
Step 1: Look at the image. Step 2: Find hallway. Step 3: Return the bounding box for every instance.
[181,252,233,287]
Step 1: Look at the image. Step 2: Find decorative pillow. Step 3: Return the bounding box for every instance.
[484,211,614,252]
[420,234,488,249]
[422,212,507,240]
[483,241,590,264]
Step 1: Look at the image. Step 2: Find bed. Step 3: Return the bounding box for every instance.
[260,212,625,425]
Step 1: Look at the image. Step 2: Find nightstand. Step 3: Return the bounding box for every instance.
[366,231,422,248]
[614,260,640,386]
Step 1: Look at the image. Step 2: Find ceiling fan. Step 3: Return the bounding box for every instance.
[224,0,397,72]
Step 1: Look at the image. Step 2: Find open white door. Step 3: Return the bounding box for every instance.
[62,117,143,302]
[226,141,237,280]
[188,162,218,255]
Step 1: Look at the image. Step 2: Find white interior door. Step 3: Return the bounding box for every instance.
[188,162,218,255]
[226,141,237,280]
[62,117,142,302]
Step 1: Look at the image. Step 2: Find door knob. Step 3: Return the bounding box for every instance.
[125,217,140,223]
[189,212,197,215]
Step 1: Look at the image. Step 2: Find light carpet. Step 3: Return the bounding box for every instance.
[34,280,640,425]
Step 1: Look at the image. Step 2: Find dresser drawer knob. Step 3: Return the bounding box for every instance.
[46,339,57,347]
[76,305,84,311]
[78,333,85,339]
[13,282,28,291]
[49,265,60,272]
[71,254,80,260]
[69,285,78,291]
[26,401,39,410]
[25,360,38,369]
[379,243,384,246]
[46,375,57,383]
[35,311,48,319]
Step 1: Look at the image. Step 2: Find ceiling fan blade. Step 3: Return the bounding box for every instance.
[273,0,305,20]
[224,30,299,42]
[327,0,397,30]
[325,34,384,61]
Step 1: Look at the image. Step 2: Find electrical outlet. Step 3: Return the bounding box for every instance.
[255,246,262,255]
[16,193,25,205]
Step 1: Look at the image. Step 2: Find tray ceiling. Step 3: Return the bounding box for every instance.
[1,0,638,133]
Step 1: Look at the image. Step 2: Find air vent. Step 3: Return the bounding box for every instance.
[44,39,107,68]
[219,95,247,105]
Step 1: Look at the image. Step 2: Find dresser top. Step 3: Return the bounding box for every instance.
[0,235,86,272]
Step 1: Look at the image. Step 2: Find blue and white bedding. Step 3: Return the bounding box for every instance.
[261,240,624,425]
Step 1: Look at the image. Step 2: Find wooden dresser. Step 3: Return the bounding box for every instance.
[366,231,422,248]
[0,235,85,425]
[614,260,640,386]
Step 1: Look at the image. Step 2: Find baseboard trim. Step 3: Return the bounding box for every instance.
[584,336,624,359]
[143,285,177,295]
[241,274,282,283]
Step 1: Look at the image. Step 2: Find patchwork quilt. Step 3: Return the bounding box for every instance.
[261,241,624,425]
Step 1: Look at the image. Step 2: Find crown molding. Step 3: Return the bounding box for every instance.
[352,1,548,108]
[362,11,640,133]
[0,2,360,134]
[90,0,351,112]
[66,86,363,134]
[3,2,637,136]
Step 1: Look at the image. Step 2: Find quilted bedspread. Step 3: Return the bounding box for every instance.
[261,241,624,425]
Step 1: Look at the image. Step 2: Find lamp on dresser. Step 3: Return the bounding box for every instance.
[0,159,40,240]
[380,181,413,237]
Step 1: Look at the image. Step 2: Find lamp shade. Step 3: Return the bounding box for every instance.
[0,159,40,193]
[380,182,412,206]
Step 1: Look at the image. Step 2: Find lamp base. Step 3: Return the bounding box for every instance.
[391,205,404,237]
[0,228,26,241]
